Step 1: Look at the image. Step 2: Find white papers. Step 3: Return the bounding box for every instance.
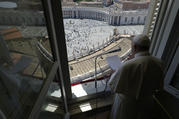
[106,55,121,70]
[106,55,121,92]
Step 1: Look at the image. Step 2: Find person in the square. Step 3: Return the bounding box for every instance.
[109,34,164,119]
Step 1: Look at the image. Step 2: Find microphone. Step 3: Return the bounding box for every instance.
[94,46,121,87]
[104,47,121,54]
[94,47,121,117]
[97,47,121,57]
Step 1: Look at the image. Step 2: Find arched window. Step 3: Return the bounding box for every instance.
[144,16,146,23]
[131,17,134,24]
[125,17,127,22]
[137,16,140,24]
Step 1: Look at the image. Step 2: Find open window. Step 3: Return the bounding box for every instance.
[0,0,167,118]
[60,0,152,99]
[0,0,64,118]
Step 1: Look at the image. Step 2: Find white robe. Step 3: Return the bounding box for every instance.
[109,52,163,119]
[110,94,138,119]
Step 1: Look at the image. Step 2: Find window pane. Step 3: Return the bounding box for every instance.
[61,0,151,97]
[0,1,61,118]
[170,64,179,90]
[39,86,64,118]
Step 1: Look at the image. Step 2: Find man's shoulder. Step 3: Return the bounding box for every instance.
[142,56,163,65]
[122,56,162,68]
[121,58,137,69]
[123,56,141,66]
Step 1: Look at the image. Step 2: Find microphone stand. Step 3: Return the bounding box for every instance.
[94,48,121,119]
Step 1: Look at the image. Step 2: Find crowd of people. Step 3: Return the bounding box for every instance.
[64,19,114,59]
[64,19,144,60]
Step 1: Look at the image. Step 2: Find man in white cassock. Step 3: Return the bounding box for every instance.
[109,34,164,119]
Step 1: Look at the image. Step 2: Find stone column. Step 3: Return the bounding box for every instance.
[117,16,119,25]
[109,16,112,24]
[72,9,74,18]
[76,10,79,18]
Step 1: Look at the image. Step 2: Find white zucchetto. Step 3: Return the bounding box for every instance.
[133,34,150,47]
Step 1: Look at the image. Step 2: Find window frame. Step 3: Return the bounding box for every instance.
[42,0,72,110]
[147,0,179,98]
[28,62,59,119]
[28,0,72,118]
[164,47,179,99]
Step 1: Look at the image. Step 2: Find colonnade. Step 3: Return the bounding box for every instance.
[62,7,148,25]
[62,8,109,22]
[0,8,148,26]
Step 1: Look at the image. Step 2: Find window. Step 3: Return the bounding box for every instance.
[125,17,128,22]
[0,0,161,117]
[137,16,140,24]
[144,16,146,23]
[164,47,179,99]
[59,0,151,98]
[162,9,179,98]
[0,0,64,118]
[131,17,134,24]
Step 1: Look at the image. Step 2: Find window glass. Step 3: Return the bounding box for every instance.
[125,17,128,22]
[0,1,61,118]
[39,85,64,118]
[137,16,140,24]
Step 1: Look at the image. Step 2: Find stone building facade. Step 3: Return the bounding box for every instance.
[121,1,150,11]
[0,7,147,26]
